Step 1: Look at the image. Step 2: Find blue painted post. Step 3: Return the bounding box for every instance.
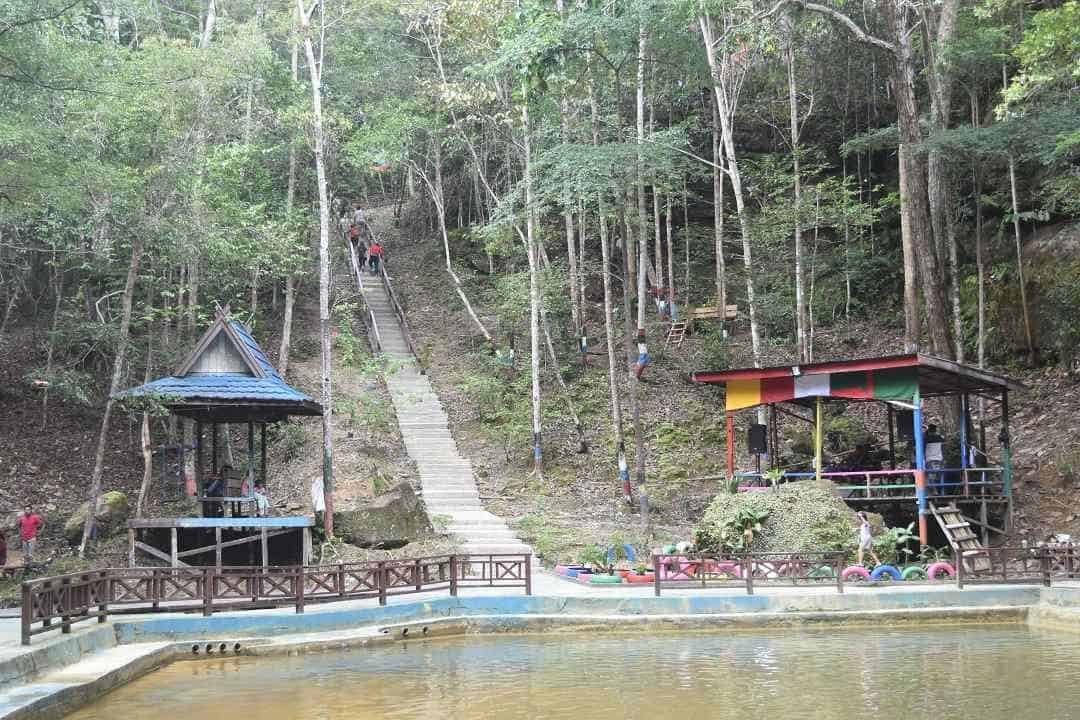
[913,398,928,546]
[960,394,969,495]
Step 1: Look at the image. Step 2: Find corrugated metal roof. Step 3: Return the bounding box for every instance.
[120,320,316,406]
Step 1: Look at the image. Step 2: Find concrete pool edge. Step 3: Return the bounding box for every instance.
[4,584,1080,719]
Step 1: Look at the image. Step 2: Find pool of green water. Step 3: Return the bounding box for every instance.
[66,624,1080,720]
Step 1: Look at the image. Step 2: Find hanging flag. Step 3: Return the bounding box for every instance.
[724,368,918,412]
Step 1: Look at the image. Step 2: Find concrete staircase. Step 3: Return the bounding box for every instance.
[360,272,532,558]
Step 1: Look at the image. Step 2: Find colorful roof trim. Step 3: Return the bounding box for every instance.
[693,353,1022,413]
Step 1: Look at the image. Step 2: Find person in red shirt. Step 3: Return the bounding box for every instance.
[19,509,43,566]
[368,241,383,274]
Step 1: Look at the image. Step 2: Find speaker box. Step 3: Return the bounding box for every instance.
[748,424,768,455]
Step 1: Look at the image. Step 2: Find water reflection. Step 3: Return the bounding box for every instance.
[66,625,1080,720]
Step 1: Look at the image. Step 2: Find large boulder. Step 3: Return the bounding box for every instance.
[63,491,130,544]
[335,483,433,549]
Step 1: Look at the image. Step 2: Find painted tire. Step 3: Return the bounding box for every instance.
[576,573,593,584]
[625,573,655,584]
[901,565,928,581]
[589,574,623,584]
[841,565,872,581]
[926,562,956,580]
[870,565,903,582]
[808,565,836,579]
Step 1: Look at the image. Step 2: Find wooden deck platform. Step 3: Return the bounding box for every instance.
[127,516,315,569]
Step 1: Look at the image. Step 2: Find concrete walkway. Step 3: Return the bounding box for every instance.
[360,271,532,558]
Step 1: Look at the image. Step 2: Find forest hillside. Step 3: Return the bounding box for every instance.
[1,0,1079,571]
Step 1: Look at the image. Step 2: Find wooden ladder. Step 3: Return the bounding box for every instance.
[666,321,688,348]
[930,501,992,573]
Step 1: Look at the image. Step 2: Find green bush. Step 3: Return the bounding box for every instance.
[696,480,859,555]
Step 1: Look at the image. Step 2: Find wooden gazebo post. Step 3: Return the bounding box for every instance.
[814,397,824,482]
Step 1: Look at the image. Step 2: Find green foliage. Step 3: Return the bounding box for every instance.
[696,481,859,555]
[576,544,608,570]
[269,422,307,463]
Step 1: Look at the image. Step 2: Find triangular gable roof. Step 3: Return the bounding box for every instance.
[118,309,322,422]
[175,307,266,378]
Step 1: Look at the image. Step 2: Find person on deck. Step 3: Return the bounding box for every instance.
[924,423,946,494]
[856,511,881,568]
[18,509,43,566]
[254,483,270,517]
[368,241,383,274]
[205,472,226,518]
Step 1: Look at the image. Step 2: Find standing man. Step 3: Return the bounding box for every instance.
[368,240,383,275]
[924,423,946,494]
[18,509,43,566]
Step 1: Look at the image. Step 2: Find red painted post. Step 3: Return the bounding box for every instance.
[524,555,532,596]
[725,413,736,485]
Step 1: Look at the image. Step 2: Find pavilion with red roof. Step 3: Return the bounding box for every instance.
[692,354,1023,546]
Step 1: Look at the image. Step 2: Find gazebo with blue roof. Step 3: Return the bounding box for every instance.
[119,308,321,568]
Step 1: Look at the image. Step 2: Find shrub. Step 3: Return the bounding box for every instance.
[696,480,859,555]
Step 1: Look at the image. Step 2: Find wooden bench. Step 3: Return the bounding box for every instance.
[687,304,738,335]
[689,304,738,322]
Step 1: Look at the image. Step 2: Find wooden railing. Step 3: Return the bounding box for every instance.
[377,256,422,368]
[955,546,1052,588]
[652,552,846,596]
[21,554,531,645]
[734,468,1006,500]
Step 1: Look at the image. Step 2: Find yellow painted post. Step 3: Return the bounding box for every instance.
[814,396,823,481]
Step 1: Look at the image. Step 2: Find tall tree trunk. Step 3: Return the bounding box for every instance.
[665,194,674,305]
[699,13,761,366]
[40,259,64,429]
[522,87,543,476]
[711,95,726,312]
[298,0,334,536]
[80,233,143,556]
[556,0,579,333]
[1008,154,1035,364]
[785,18,809,363]
[630,22,649,504]
[136,334,153,517]
[898,144,921,352]
[279,18,300,375]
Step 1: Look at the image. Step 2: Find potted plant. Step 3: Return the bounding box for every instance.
[576,545,607,582]
[625,564,655,584]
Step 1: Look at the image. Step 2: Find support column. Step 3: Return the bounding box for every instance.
[170,528,179,568]
[211,423,219,475]
[261,527,269,569]
[960,394,969,495]
[887,405,896,470]
[247,421,256,491]
[1001,390,1013,529]
[128,530,135,567]
[302,528,312,566]
[195,421,204,508]
[215,527,222,568]
[260,423,267,484]
[814,396,823,482]
[913,397,928,546]
[725,412,735,485]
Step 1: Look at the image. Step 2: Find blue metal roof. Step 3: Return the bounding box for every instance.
[119,320,320,413]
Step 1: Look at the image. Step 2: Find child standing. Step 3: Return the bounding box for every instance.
[856,511,881,568]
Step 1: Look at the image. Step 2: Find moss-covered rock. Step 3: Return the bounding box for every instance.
[63,491,129,544]
[695,481,880,556]
[335,483,433,549]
